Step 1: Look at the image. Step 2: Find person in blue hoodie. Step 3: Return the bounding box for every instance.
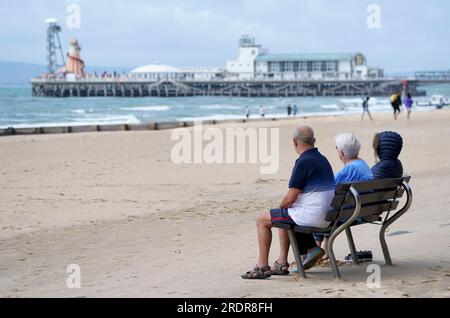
[371,131,404,179]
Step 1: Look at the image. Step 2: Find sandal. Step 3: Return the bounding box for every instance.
[241,265,272,280]
[271,261,290,275]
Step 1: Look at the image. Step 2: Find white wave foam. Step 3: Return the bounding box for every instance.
[71,109,86,114]
[177,114,245,121]
[73,114,141,124]
[340,98,363,104]
[199,104,242,110]
[121,106,170,112]
[2,114,142,128]
[321,104,341,110]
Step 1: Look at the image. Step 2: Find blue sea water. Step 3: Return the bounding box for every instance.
[0,85,449,128]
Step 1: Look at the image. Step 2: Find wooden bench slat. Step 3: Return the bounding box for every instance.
[335,177,405,195]
[271,222,333,233]
[331,188,405,208]
[326,200,399,222]
[292,225,333,234]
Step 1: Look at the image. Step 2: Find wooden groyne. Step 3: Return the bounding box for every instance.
[0,117,285,137]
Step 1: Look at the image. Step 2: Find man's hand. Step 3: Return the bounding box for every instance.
[279,188,301,209]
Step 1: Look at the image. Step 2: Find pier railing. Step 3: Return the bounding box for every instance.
[31,77,399,84]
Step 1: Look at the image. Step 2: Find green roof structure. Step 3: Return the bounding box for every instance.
[255,53,356,62]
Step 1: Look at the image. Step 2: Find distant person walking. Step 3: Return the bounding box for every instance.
[361,96,373,121]
[390,93,402,120]
[287,104,292,116]
[293,104,298,116]
[403,93,414,120]
[260,106,266,118]
[245,106,250,119]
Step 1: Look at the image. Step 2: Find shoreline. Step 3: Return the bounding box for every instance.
[0,107,443,137]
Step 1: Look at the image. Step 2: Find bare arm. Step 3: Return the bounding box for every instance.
[279,188,301,209]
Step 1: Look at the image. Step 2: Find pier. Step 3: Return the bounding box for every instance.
[30,78,431,98]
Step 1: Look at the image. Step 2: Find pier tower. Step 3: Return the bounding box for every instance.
[45,18,65,74]
[226,35,268,79]
[64,38,85,77]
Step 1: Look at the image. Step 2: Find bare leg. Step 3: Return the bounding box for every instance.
[256,212,273,268]
[277,229,290,265]
[321,238,330,260]
[368,110,373,121]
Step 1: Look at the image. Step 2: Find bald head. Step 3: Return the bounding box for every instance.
[293,125,316,147]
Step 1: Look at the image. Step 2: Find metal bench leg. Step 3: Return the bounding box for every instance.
[327,231,341,280]
[379,225,392,266]
[345,227,359,265]
[379,181,413,266]
[287,230,306,278]
[327,186,362,280]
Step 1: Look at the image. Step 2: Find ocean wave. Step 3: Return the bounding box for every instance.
[177,114,245,121]
[73,114,140,124]
[71,109,86,114]
[120,106,170,112]
[340,98,363,104]
[0,114,141,129]
[321,104,341,110]
[199,104,242,110]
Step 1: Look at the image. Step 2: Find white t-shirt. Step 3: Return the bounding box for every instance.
[288,190,335,228]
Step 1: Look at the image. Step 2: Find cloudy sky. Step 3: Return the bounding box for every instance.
[1,0,449,72]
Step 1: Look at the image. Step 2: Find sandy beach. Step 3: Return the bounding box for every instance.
[1,109,450,298]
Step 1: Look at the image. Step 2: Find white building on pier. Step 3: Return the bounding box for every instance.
[226,35,383,80]
[128,35,383,81]
[129,63,224,81]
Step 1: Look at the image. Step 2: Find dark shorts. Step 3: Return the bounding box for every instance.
[391,103,401,112]
[270,208,296,226]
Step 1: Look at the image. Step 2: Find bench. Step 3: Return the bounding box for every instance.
[272,176,413,279]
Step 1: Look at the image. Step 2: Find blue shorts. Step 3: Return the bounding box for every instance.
[314,233,331,242]
[270,208,297,226]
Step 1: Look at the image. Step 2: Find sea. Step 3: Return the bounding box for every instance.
[0,84,449,128]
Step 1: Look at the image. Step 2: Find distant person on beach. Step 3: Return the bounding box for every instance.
[241,126,335,279]
[293,104,298,116]
[440,97,448,108]
[371,131,403,179]
[390,93,402,120]
[260,106,265,118]
[313,133,373,260]
[361,96,373,121]
[245,106,250,119]
[403,93,414,120]
[287,104,292,116]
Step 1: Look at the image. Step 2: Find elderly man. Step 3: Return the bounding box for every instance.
[242,126,335,280]
[314,133,374,260]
